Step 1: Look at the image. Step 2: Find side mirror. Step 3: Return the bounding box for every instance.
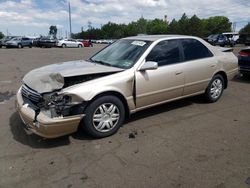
[139,61,158,71]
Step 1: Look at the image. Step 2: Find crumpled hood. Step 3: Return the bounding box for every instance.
[23,60,123,93]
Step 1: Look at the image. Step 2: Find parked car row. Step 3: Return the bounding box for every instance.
[206,32,250,47]
[0,36,95,48]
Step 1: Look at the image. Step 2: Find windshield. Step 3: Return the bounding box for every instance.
[10,37,20,41]
[212,34,219,39]
[90,39,151,69]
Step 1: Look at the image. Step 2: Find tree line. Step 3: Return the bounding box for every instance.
[0,14,249,40]
[72,13,234,39]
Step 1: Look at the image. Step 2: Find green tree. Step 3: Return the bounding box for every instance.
[72,14,233,39]
[178,13,190,34]
[49,25,57,38]
[167,19,180,34]
[147,19,168,34]
[203,16,232,36]
[0,31,4,39]
[188,15,203,37]
[240,23,250,34]
[136,17,147,34]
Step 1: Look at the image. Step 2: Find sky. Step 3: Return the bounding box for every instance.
[0,0,249,37]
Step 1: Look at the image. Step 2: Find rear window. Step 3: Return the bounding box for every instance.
[181,39,213,61]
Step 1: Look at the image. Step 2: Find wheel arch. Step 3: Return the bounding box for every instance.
[89,91,130,118]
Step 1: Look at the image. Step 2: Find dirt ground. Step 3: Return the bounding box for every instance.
[0,45,249,188]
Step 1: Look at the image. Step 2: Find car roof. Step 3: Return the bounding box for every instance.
[124,35,197,41]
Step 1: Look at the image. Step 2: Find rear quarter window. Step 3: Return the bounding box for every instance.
[181,39,213,61]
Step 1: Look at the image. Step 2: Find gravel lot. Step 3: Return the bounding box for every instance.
[0,45,249,188]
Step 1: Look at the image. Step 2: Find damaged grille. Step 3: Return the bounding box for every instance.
[21,85,42,103]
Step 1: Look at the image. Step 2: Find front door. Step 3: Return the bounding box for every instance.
[135,39,184,108]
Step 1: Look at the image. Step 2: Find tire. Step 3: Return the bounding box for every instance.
[78,44,83,48]
[18,44,22,49]
[82,95,125,138]
[204,74,224,103]
[62,44,66,48]
[29,44,32,48]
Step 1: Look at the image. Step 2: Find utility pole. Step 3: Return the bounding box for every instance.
[68,1,72,38]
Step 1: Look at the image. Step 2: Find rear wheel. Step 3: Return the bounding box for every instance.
[62,44,66,48]
[204,74,224,103]
[78,44,83,48]
[82,95,125,138]
[18,44,22,48]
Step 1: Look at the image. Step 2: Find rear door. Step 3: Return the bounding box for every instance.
[22,38,29,46]
[180,39,216,95]
[135,39,184,108]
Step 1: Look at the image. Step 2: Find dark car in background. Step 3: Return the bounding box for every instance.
[5,37,33,48]
[215,34,235,47]
[35,36,57,48]
[239,34,250,46]
[207,34,235,47]
[238,48,250,77]
[207,34,219,45]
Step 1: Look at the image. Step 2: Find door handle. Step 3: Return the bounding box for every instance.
[175,71,183,75]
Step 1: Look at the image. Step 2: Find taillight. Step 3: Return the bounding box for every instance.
[239,51,250,57]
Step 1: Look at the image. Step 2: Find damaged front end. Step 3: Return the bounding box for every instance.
[16,85,86,138]
[16,60,125,138]
[21,84,87,122]
[20,71,118,122]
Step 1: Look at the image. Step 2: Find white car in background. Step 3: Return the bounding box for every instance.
[57,39,83,48]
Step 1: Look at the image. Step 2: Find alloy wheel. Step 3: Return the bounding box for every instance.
[92,103,120,133]
[210,78,223,99]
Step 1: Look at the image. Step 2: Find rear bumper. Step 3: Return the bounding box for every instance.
[6,44,18,48]
[239,67,250,75]
[16,88,84,138]
[239,59,250,74]
[227,67,239,80]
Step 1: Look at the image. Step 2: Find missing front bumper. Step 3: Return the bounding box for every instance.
[16,89,85,138]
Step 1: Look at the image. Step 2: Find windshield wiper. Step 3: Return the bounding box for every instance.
[90,59,112,67]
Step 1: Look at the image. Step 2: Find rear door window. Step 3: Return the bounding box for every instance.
[181,39,213,61]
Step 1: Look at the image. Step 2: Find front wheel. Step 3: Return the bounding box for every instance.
[18,44,22,48]
[78,44,83,48]
[82,95,125,138]
[204,74,224,103]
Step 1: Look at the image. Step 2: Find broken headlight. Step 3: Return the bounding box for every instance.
[42,93,84,117]
[50,94,71,105]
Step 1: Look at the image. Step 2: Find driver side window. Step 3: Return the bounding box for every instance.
[146,39,181,66]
